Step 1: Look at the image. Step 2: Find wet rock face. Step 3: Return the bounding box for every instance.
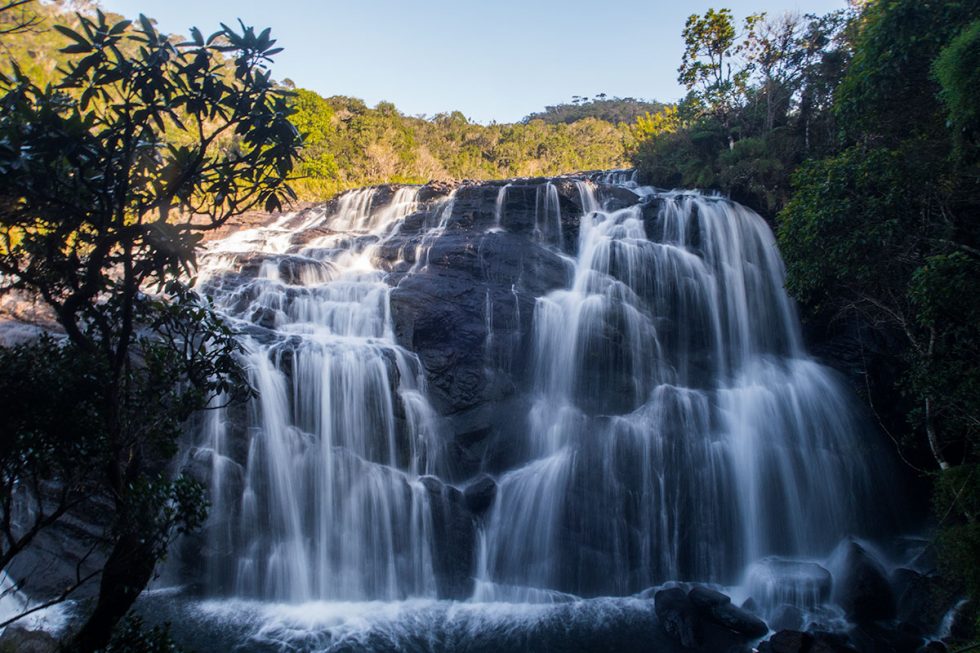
[382,186,579,419]
[419,475,476,599]
[832,541,897,624]
[654,586,767,652]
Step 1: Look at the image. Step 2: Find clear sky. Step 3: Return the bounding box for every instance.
[97,0,849,124]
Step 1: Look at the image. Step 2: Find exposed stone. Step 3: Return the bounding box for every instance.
[463,474,497,514]
[0,626,59,653]
[770,604,805,631]
[759,630,812,653]
[832,541,896,624]
[892,567,956,634]
[747,557,833,608]
[689,585,731,609]
[849,623,923,653]
[655,587,702,649]
[418,475,476,600]
[707,600,769,638]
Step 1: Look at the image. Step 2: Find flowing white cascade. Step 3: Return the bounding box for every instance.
[194,188,442,601]
[473,181,885,599]
[188,175,894,610]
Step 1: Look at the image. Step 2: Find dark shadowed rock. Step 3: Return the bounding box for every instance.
[707,600,769,638]
[759,630,811,653]
[891,567,956,634]
[758,630,859,653]
[832,542,896,624]
[463,474,497,514]
[0,626,59,653]
[655,586,766,651]
[770,604,805,631]
[418,475,476,599]
[689,585,731,609]
[747,557,833,609]
[849,623,923,653]
[656,587,702,649]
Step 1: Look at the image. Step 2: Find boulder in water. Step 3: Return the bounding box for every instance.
[707,600,770,638]
[463,474,497,514]
[419,475,477,599]
[832,541,896,624]
[770,604,805,632]
[0,627,59,653]
[655,587,702,649]
[849,622,924,653]
[757,630,859,653]
[689,585,731,609]
[747,557,833,609]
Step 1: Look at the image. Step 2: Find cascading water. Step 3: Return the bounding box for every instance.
[472,183,887,600]
[193,187,443,601]
[173,173,905,650]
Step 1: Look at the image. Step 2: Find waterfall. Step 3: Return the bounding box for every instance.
[195,188,441,601]
[187,174,897,609]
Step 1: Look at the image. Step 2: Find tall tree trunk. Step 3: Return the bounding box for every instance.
[69,531,157,652]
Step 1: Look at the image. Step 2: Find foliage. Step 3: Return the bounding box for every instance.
[635,9,853,216]
[834,0,979,146]
[633,105,680,141]
[523,95,664,125]
[934,465,980,621]
[678,8,761,143]
[934,20,980,163]
[777,147,922,311]
[0,7,297,650]
[286,95,634,198]
[770,0,980,616]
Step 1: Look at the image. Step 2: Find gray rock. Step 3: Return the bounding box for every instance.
[463,474,497,514]
[689,585,731,609]
[833,542,896,624]
[0,626,59,653]
[655,587,701,649]
[770,604,804,631]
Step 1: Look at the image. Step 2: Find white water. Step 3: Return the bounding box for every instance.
[184,175,898,626]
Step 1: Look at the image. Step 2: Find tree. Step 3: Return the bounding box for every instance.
[777,0,980,623]
[0,0,41,35]
[678,8,761,147]
[0,9,299,650]
[934,19,980,164]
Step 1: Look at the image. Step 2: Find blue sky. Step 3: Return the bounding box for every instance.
[98,0,849,124]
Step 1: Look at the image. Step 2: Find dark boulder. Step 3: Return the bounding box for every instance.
[655,587,702,649]
[892,567,956,634]
[463,474,497,514]
[849,623,924,653]
[689,585,731,609]
[707,600,769,638]
[770,604,805,631]
[418,475,476,600]
[655,586,768,651]
[759,630,812,653]
[687,585,768,638]
[0,626,59,653]
[832,541,897,624]
[747,557,833,609]
[758,630,859,653]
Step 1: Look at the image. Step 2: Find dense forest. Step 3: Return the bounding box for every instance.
[0,0,978,650]
[633,0,980,631]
